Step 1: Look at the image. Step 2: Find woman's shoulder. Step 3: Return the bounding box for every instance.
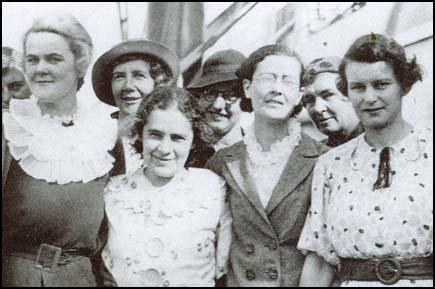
[186,167,225,185]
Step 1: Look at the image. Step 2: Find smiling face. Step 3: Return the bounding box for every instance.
[243,55,301,122]
[303,72,355,136]
[24,32,78,103]
[197,81,242,137]
[112,59,155,117]
[346,61,403,130]
[142,105,194,182]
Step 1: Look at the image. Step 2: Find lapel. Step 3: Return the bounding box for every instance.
[223,143,274,230]
[265,134,323,214]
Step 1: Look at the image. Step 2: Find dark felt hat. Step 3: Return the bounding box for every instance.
[188,49,246,89]
[92,39,180,106]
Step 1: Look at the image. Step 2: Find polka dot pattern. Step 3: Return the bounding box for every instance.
[298,128,433,266]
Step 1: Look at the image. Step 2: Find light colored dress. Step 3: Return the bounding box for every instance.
[298,128,433,287]
[102,167,232,287]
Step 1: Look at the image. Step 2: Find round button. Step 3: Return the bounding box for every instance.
[245,243,255,254]
[246,270,256,280]
[268,242,278,251]
[138,268,162,286]
[145,237,165,258]
[267,268,279,280]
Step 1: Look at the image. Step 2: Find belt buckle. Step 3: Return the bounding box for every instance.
[34,243,62,273]
[375,258,402,285]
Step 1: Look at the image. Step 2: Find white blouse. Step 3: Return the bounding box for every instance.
[102,167,232,287]
[243,118,302,208]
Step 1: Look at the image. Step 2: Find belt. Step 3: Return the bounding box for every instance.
[5,243,92,273]
[339,256,433,285]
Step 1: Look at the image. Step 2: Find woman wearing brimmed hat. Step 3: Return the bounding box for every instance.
[2,15,125,287]
[186,49,252,168]
[92,39,180,174]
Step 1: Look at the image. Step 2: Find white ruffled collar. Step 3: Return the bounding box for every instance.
[3,96,118,184]
[243,118,302,166]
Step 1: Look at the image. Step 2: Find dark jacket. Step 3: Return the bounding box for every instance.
[206,133,329,287]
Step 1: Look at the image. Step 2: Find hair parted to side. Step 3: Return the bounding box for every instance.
[337,33,423,96]
[131,86,200,154]
[111,53,174,87]
[22,14,93,91]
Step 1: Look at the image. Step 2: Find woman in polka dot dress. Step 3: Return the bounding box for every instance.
[99,87,232,287]
[297,34,433,287]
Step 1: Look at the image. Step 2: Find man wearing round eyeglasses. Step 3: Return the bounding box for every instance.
[186,49,252,168]
[301,57,363,147]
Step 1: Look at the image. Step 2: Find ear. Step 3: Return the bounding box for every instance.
[75,57,89,78]
[242,79,251,99]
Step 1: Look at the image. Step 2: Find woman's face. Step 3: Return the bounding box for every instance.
[142,105,193,182]
[346,61,403,130]
[2,67,31,108]
[24,32,78,103]
[111,59,155,117]
[243,55,301,122]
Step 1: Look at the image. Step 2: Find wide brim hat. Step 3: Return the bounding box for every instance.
[92,39,180,106]
[188,49,246,89]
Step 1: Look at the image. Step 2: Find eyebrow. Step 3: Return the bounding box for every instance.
[317,89,334,96]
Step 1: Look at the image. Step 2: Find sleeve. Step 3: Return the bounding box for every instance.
[215,176,232,279]
[297,157,340,266]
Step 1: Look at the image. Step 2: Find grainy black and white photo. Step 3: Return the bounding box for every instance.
[2,2,433,287]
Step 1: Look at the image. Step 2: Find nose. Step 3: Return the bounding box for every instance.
[123,75,135,91]
[270,78,286,94]
[313,97,327,114]
[157,137,172,155]
[212,96,226,110]
[364,86,378,104]
[35,60,49,74]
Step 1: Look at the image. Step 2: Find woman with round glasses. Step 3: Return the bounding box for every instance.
[186,49,252,168]
[298,34,432,287]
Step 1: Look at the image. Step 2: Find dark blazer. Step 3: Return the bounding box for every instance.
[207,133,329,287]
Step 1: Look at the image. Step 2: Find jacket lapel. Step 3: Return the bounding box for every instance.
[265,134,323,214]
[224,143,273,228]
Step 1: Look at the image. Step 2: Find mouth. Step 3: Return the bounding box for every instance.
[35,80,54,85]
[152,155,174,162]
[208,110,229,120]
[121,96,142,104]
[317,116,335,123]
[363,107,385,113]
[265,99,284,105]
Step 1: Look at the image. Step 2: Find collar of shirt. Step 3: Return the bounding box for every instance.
[350,128,429,170]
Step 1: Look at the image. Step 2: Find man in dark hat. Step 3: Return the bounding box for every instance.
[92,39,180,173]
[301,56,363,147]
[186,49,252,168]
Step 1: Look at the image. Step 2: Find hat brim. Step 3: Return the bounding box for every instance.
[92,39,180,106]
[188,72,239,89]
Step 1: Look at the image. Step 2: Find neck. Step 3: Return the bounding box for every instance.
[253,114,291,151]
[38,91,77,117]
[365,115,412,148]
[144,168,173,188]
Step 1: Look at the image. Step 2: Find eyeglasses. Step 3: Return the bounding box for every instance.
[252,73,299,87]
[199,89,239,104]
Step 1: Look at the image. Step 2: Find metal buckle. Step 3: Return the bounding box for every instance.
[34,243,62,273]
[375,258,402,285]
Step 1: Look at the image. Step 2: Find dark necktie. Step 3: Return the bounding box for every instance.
[373,147,393,190]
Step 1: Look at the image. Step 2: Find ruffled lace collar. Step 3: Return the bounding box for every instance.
[3,96,118,184]
[243,118,302,166]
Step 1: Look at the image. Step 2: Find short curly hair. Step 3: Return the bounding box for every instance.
[132,86,200,154]
[337,33,423,96]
